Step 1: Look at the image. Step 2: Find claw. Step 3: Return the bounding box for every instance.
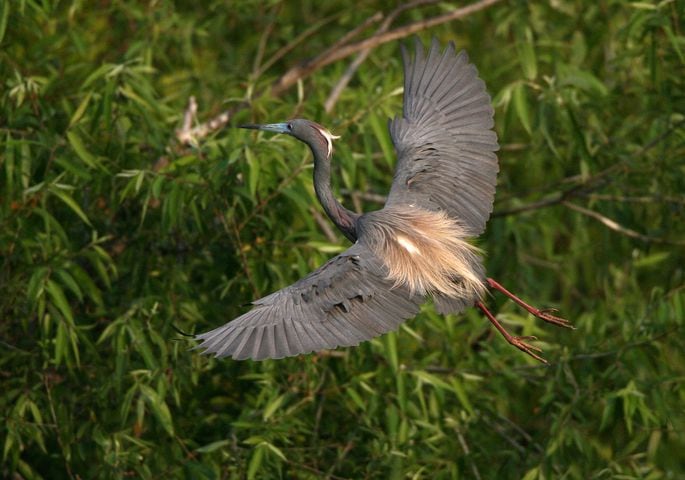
[509,336,547,364]
[536,310,575,329]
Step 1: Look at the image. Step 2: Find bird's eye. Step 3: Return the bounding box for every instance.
[287,123,293,130]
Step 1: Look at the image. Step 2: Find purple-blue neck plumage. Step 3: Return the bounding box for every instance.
[240,119,359,241]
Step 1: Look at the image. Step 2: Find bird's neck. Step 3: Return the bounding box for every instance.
[312,148,358,242]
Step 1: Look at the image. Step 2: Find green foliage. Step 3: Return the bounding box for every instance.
[2,1,684,478]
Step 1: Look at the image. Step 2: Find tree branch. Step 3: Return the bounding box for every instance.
[271,0,502,97]
[176,0,502,146]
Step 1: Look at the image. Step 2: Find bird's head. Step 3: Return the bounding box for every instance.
[240,118,340,158]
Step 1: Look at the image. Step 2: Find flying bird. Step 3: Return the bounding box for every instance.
[195,38,572,363]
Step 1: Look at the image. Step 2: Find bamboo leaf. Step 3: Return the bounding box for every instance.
[195,440,231,453]
[139,385,174,436]
[0,0,9,44]
[247,444,265,480]
[49,187,92,226]
[512,83,532,135]
[46,279,74,325]
[69,91,93,127]
[66,130,99,169]
[517,27,538,80]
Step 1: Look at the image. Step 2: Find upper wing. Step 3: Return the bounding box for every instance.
[195,243,422,360]
[386,38,499,236]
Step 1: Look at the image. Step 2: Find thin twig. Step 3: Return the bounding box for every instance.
[310,208,338,243]
[44,374,75,479]
[254,13,342,78]
[324,50,373,114]
[341,189,386,204]
[325,441,355,480]
[455,428,482,480]
[585,193,685,205]
[480,414,527,455]
[325,0,439,113]
[562,201,685,246]
[175,96,198,145]
[492,184,588,218]
[230,215,259,298]
[251,4,281,78]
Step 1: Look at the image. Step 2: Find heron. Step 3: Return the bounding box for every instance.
[195,38,572,363]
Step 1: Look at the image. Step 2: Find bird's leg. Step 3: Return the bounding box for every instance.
[486,278,574,329]
[476,301,547,364]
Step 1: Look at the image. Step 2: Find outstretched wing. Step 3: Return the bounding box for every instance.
[386,37,499,236]
[195,243,422,360]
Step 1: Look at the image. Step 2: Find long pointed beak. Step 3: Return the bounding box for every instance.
[239,122,290,134]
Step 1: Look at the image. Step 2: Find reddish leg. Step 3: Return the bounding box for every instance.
[476,301,547,364]
[486,278,574,330]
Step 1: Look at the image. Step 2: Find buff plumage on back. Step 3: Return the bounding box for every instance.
[360,206,486,300]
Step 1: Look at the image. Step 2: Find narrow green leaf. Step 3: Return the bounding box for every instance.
[264,442,287,462]
[82,63,115,88]
[663,26,685,64]
[346,388,366,412]
[262,394,286,421]
[196,440,231,454]
[139,385,174,436]
[411,370,453,392]
[119,84,154,111]
[633,252,670,268]
[56,269,83,302]
[450,377,474,416]
[27,267,49,302]
[384,331,399,372]
[46,279,74,325]
[68,263,103,307]
[517,27,538,80]
[50,187,92,226]
[55,317,68,365]
[66,130,98,169]
[247,444,265,480]
[69,91,93,127]
[0,0,9,44]
[558,64,608,97]
[512,83,532,135]
[245,146,259,197]
[127,322,157,370]
[369,112,394,169]
[306,241,346,253]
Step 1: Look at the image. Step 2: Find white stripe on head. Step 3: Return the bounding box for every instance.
[312,125,340,157]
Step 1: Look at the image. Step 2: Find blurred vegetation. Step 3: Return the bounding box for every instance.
[2,0,684,478]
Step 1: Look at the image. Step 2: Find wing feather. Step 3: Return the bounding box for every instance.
[195,243,422,360]
[387,37,499,236]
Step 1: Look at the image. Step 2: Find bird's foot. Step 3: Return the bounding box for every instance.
[508,335,547,364]
[476,301,548,364]
[486,278,574,329]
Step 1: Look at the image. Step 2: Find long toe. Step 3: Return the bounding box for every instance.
[510,336,547,364]
[537,310,575,329]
